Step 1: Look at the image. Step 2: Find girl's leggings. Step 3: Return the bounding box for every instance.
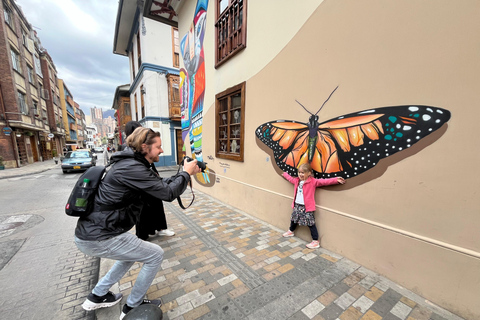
[289,221,319,241]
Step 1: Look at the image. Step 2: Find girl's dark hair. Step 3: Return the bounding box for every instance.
[125,121,142,137]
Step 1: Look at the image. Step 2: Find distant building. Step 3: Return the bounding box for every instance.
[0,0,64,167]
[113,1,183,167]
[58,79,77,148]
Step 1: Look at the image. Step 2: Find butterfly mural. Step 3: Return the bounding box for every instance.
[256,88,451,179]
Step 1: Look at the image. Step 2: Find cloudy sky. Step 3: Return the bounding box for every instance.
[16,0,130,116]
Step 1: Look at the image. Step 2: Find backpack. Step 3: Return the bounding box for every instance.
[65,165,107,217]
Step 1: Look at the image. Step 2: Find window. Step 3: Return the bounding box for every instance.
[134,93,138,120]
[124,102,131,116]
[137,31,142,68]
[131,51,135,79]
[215,0,247,67]
[10,48,22,73]
[172,27,179,68]
[33,101,38,115]
[4,4,15,31]
[22,29,28,46]
[27,65,34,83]
[140,85,145,119]
[17,91,28,115]
[215,82,245,161]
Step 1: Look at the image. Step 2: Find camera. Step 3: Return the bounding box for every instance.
[183,156,207,172]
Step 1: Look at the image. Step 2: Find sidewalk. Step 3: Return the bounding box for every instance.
[0,159,60,180]
[0,159,178,180]
[95,192,464,320]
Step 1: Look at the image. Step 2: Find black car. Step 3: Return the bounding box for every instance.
[61,150,96,173]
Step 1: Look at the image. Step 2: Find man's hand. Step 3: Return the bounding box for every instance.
[183,159,202,175]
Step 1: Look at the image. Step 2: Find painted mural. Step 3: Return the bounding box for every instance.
[256,88,451,179]
[179,0,214,186]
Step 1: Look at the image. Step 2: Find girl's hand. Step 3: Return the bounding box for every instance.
[337,177,346,184]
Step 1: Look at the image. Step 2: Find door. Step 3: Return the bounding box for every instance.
[30,136,39,162]
[175,129,185,164]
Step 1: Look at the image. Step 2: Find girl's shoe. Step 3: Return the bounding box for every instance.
[282,230,294,237]
[306,240,320,249]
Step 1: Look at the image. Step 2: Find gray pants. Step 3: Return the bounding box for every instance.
[75,232,164,307]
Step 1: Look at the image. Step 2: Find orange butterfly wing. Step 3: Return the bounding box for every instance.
[256,106,450,179]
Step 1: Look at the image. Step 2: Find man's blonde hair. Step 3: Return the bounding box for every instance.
[126,127,160,154]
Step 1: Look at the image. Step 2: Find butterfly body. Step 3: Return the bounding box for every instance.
[256,105,451,179]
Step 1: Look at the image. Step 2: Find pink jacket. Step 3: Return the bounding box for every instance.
[282,172,339,212]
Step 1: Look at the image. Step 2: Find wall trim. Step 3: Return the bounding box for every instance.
[211,173,480,260]
[129,63,180,94]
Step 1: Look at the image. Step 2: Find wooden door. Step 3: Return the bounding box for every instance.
[175,129,185,164]
[30,136,39,162]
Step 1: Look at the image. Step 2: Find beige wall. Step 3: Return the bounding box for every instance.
[178,0,480,318]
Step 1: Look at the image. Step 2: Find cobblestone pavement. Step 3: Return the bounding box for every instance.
[0,164,98,320]
[96,191,464,320]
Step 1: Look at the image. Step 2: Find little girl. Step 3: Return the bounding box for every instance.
[282,163,345,249]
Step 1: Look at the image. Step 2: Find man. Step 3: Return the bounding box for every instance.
[120,121,176,239]
[75,127,201,319]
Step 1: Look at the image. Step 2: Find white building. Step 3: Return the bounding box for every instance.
[85,125,97,149]
[113,1,183,167]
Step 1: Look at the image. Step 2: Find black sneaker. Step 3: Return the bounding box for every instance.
[82,291,123,311]
[119,299,162,320]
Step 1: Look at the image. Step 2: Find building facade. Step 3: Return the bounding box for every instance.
[0,0,57,167]
[171,0,479,318]
[114,0,184,166]
[39,48,65,160]
[112,84,131,148]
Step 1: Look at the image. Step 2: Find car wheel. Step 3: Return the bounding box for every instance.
[62,170,67,174]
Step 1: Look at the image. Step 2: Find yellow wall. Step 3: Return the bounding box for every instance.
[178,1,480,318]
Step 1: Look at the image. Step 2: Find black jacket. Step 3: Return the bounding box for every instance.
[75,148,190,241]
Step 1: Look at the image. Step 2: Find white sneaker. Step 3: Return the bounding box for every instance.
[156,229,175,237]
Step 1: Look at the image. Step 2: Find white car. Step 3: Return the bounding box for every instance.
[93,147,104,153]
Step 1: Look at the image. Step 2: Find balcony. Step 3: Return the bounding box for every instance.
[169,104,181,121]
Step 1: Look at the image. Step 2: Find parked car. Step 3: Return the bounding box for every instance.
[93,147,104,153]
[61,150,96,173]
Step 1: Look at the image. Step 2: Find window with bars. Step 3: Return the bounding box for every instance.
[17,91,28,115]
[10,48,22,73]
[215,82,245,161]
[215,0,247,68]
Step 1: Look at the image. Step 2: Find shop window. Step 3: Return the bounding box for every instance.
[215,82,245,161]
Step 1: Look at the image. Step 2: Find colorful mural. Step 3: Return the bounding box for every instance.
[179,0,214,186]
[256,88,451,179]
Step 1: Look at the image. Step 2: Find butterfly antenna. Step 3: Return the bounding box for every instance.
[295,99,313,115]
[315,86,339,115]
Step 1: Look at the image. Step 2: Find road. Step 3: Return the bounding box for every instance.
[0,153,109,320]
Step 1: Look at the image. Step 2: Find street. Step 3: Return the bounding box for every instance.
[0,153,110,319]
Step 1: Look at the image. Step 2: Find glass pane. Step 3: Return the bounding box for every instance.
[230,139,240,153]
[220,128,228,139]
[220,98,228,112]
[231,93,241,108]
[220,140,227,152]
[219,0,228,14]
[231,125,240,138]
[231,109,241,124]
[220,112,228,125]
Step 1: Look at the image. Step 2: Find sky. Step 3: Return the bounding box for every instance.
[16,0,130,116]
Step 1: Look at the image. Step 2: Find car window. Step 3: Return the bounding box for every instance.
[72,152,90,158]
